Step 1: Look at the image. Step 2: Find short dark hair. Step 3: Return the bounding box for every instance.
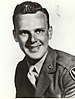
[13,1,50,29]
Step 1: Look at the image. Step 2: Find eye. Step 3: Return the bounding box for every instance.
[35,29,45,34]
[18,30,29,36]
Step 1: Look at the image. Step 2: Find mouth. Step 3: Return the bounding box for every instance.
[28,45,42,52]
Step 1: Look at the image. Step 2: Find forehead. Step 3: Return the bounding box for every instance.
[15,11,48,30]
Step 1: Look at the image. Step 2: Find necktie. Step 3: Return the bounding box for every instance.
[27,66,38,87]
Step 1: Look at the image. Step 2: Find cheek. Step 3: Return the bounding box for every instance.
[38,33,49,43]
[18,36,28,46]
[44,32,49,42]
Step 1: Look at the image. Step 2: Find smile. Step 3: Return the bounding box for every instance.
[28,45,41,52]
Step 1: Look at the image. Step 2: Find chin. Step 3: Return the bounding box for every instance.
[28,55,43,60]
[27,51,46,60]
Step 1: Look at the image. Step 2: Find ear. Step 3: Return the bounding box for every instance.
[48,26,53,40]
[13,30,18,42]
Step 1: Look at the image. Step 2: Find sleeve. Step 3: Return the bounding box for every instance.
[62,68,75,98]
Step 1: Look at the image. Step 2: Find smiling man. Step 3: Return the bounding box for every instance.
[13,1,75,98]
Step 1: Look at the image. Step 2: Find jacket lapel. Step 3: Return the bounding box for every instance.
[34,70,50,97]
[34,47,57,97]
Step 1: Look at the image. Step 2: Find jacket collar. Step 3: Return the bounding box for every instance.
[42,46,57,74]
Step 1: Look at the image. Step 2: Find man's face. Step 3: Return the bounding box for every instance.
[13,11,52,59]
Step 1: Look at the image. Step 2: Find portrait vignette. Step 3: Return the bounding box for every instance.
[0,0,75,98]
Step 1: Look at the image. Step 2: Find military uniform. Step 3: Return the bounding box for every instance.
[15,46,75,98]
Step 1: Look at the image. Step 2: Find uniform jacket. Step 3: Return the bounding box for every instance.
[15,46,75,98]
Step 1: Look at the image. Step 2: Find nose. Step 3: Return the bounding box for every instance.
[30,32,37,43]
[26,31,37,47]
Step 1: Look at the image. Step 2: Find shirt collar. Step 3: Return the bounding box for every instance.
[26,51,48,74]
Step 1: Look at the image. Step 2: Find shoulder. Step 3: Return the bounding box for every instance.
[55,50,75,80]
[15,57,28,76]
[15,57,28,83]
[55,50,75,70]
[48,47,75,70]
[16,57,26,70]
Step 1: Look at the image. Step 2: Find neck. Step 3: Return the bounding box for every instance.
[26,56,41,66]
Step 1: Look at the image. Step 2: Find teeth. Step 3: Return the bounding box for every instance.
[29,45,41,52]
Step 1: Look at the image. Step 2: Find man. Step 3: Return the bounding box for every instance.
[13,1,75,98]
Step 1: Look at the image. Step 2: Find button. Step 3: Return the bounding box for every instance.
[48,64,53,69]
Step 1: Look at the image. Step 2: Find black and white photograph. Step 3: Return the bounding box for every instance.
[0,0,75,98]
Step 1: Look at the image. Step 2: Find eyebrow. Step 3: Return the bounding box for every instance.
[18,27,45,33]
[18,30,30,34]
[34,28,45,31]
